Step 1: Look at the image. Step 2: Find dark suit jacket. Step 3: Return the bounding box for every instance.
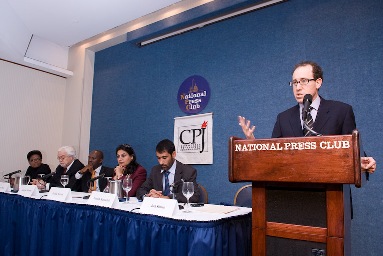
[79,165,114,192]
[136,160,200,203]
[271,96,358,217]
[272,97,356,138]
[49,159,84,191]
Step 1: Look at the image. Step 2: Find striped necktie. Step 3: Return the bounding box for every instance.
[303,107,314,136]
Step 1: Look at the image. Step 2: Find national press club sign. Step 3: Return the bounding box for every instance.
[177,75,210,114]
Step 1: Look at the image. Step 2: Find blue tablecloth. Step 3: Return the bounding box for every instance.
[0,193,251,256]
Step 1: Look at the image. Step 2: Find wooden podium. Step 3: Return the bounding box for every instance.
[229,130,363,256]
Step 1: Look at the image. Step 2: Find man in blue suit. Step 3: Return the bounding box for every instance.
[238,61,376,172]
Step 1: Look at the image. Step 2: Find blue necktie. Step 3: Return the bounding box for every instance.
[163,171,170,196]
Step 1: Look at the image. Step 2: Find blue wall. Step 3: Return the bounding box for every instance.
[91,0,383,254]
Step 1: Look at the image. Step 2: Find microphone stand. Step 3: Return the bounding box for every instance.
[87,173,105,191]
[170,183,176,201]
[303,120,322,136]
[3,170,22,179]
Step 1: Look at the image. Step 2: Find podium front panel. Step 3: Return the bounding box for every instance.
[266,237,326,256]
[267,187,326,227]
[229,134,359,185]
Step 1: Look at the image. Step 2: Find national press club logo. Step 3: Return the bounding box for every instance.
[177,75,210,114]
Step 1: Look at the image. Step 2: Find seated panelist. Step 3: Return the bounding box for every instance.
[75,150,114,192]
[26,150,51,180]
[113,144,147,197]
[136,139,200,203]
[34,146,84,191]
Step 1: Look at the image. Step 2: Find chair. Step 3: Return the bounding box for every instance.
[198,184,208,204]
[233,184,252,207]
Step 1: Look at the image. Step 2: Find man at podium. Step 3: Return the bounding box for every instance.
[238,60,376,173]
[236,60,376,255]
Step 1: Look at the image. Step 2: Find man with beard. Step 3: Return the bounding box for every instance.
[136,139,200,203]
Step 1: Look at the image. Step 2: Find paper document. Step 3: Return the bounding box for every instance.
[193,204,239,214]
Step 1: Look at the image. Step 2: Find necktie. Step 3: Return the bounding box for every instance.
[303,107,314,136]
[163,171,170,196]
[62,168,67,174]
[90,170,97,191]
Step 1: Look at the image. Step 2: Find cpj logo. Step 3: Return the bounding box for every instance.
[178,121,208,154]
[177,75,210,114]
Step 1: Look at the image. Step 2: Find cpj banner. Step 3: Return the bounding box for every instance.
[174,113,213,164]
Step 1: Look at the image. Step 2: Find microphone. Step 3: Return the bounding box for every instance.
[3,170,21,178]
[169,180,184,200]
[170,180,183,190]
[302,94,313,121]
[88,173,105,183]
[41,172,56,181]
[87,173,105,190]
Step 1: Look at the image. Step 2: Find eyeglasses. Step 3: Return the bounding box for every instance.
[57,155,68,161]
[29,158,41,162]
[289,78,316,87]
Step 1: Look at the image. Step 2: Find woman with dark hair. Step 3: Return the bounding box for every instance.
[113,144,147,197]
[25,150,51,179]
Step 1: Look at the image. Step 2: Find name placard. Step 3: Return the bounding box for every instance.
[18,185,39,197]
[86,191,118,208]
[139,197,178,217]
[46,187,72,202]
[0,182,11,193]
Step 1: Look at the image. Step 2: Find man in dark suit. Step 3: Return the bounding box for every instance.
[136,139,200,203]
[238,61,376,173]
[271,97,356,138]
[75,150,114,192]
[48,146,85,191]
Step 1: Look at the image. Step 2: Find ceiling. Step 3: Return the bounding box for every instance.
[0,0,183,74]
[1,0,281,76]
[6,0,182,47]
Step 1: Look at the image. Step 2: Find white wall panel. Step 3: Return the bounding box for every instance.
[0,60,66,179]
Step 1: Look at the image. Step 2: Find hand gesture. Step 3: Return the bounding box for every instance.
[361,157,376,173]
[238,116,256,139]
[79,164,93,174]
[114,165,125,179]
[147,189,169,199]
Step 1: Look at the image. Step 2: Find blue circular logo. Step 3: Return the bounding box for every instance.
[177,75,210,114]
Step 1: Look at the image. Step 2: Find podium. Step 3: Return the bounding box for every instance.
[229,130,363,256]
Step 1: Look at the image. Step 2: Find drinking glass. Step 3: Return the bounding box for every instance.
[122,177,132,203]
[60,175,69,188]
[182,182,194,213]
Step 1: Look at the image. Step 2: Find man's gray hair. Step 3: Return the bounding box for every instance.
[58,146,77,158]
